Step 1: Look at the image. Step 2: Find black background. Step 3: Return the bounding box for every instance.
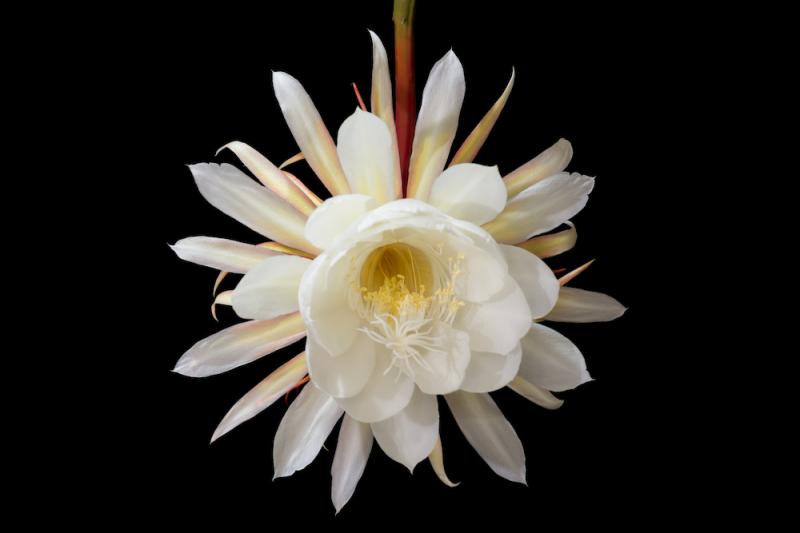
[97,0,713,526]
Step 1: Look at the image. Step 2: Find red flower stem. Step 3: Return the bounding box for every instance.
[393,0,416,194]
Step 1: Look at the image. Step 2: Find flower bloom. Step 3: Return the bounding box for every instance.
[171,31,625,512]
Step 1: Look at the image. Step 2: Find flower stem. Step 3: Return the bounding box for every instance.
[393,0,416,194]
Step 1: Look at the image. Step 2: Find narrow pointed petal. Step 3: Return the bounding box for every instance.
[517,222,577,259]
[545,286,627,323]
[445,391,526,484]
[170,236,278,274]
[189,163,317,254]
[173,314,306,377]
[429,437,459,487]
[428,163,507,225]
[407,50,465,201]
[559,259,595,286]
[368,30,402,198]
[371,388,438,472]
[211,290,232,321]
[331,415,373,514]
[305,194,376,250]
[508,376,564,410]
[281,170,323,207]
[258,241,316,259]
[501,245,559,319]
[218,141,317,216]
[273,384,344,479]
[519,323,591,392]
[504,138,573,198]
[460,344,522,393]
[450,68,515,166]
[337,109,397,204]
[279,152,305,169]
[273,71,350,195]
[211,352,308,442]
[232,255,311,320]
[484,172,595,243]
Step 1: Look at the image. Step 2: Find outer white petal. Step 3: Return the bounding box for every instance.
[273,383,344,479]
[368,30,402,198]
[211,352,308,442]
[189,163,317,254]
[307,332,376,399]
[413,325,471,395]
[428,163,507,225]
[445,391,526,484]
[336,349,415,423]
[337,109,396,204]
[504,138,573,198]
[305,194,376,250]
[500,245,559,319]
[508,376,564,410]
[170,236,278,274]
[484,172,595,243]
[545,286,627,323]
[519,323,591,392]
[460,344,522,393]
[232,255,311,320]
[455,275,532,354]
[272,71,350,195]
[371,388,439,472]
[407,50,465,201]
[331,415,373,514]
[173,314,306,377]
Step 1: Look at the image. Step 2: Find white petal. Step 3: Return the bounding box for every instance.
[307,331,376,399]
[413,325,471,395]
[545,286,627,323]
[305,194,376,250]
[508,376,564,410]
[368,30,402,198]
[428,163,507,225]
[504,138,573,198]
[371,388,439,472]
[170,236,277,274]
[273,383,343,479]
[445,391,526,484]
[273,71,350,195]
[331,415,373,514]
[173,314,306,377]
[455,275,532,354]
[231,255,311,320]
[484,172,595,243]
[407,50,465,201]
[337,109,396,204]
[336,349,415,423]
[460,344,522,393]
[211,352,308,442]
[500,245,559,319]
[189,163,317,254]
[519,323,591,392]
[453,240,508,303]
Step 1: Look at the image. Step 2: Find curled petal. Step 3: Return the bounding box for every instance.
[331,415,373,514]
[428,436,459,487]
[279,152,305,169]
[508,376,564,410]
[211,290,232,322]
[516,222,577,259]
[504,138,573,198]
[545,286,627,323]
[171,236,278,274]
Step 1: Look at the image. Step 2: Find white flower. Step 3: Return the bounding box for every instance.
[171,30,625,513]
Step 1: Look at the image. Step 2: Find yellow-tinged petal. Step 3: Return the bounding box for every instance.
[369,30,402,198]
[508,376,564,410]
[450,68,515,166]
[281,171,323,207]
[279,152,305,169]
[257,241,316,259]
[213,270,229,296]
[429,436,460,487]
[210,352,308,442]
[211,290,233,322]
[559,259,595,286]
[504,138,573,198]
[517,222,577,258]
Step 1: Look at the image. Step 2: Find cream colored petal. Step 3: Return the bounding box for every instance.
[545,286,627,323]
[305,194,377,250]
[508,376,564,410]
[519,323,591,392]
[170,236,278,274]
[371,388,439,472]
[460,344,522,393]
[517,222,577,259]
[413,325,471,395]
[428,436,460,487]
[273,383,343,479]
[484,172,595,243]
[231,255,311,320]
[504,138,573,198]
[272,71,350,195]
[336,349,415,423]
[407,50,465,201]
[211,352,308,442]
[217,141,317,216]
[445,391,526,484]
[189,163,317,254]
[450,68,514,166]
[337,109,396,204]
[368,30,402,198]
[173,314,306,377]
[307,331,376,399]
[331,415,373,514]
[500,245,559,319]
[428,163,507,225]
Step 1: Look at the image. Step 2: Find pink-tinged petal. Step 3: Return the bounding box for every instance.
[170,236,278,274]
[368,30,402,198]
[545,286,627,323]
[517,222,577,259]
[331,415,373,514]
[371,388,438,472]
[507,376,564,410]
[519,323,591,392]
[559,259,595,286]
[428,436,460,487]
[210,290,232,322]
[504,138,573,198]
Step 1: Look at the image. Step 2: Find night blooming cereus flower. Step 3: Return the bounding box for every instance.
[170,6,624,513]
